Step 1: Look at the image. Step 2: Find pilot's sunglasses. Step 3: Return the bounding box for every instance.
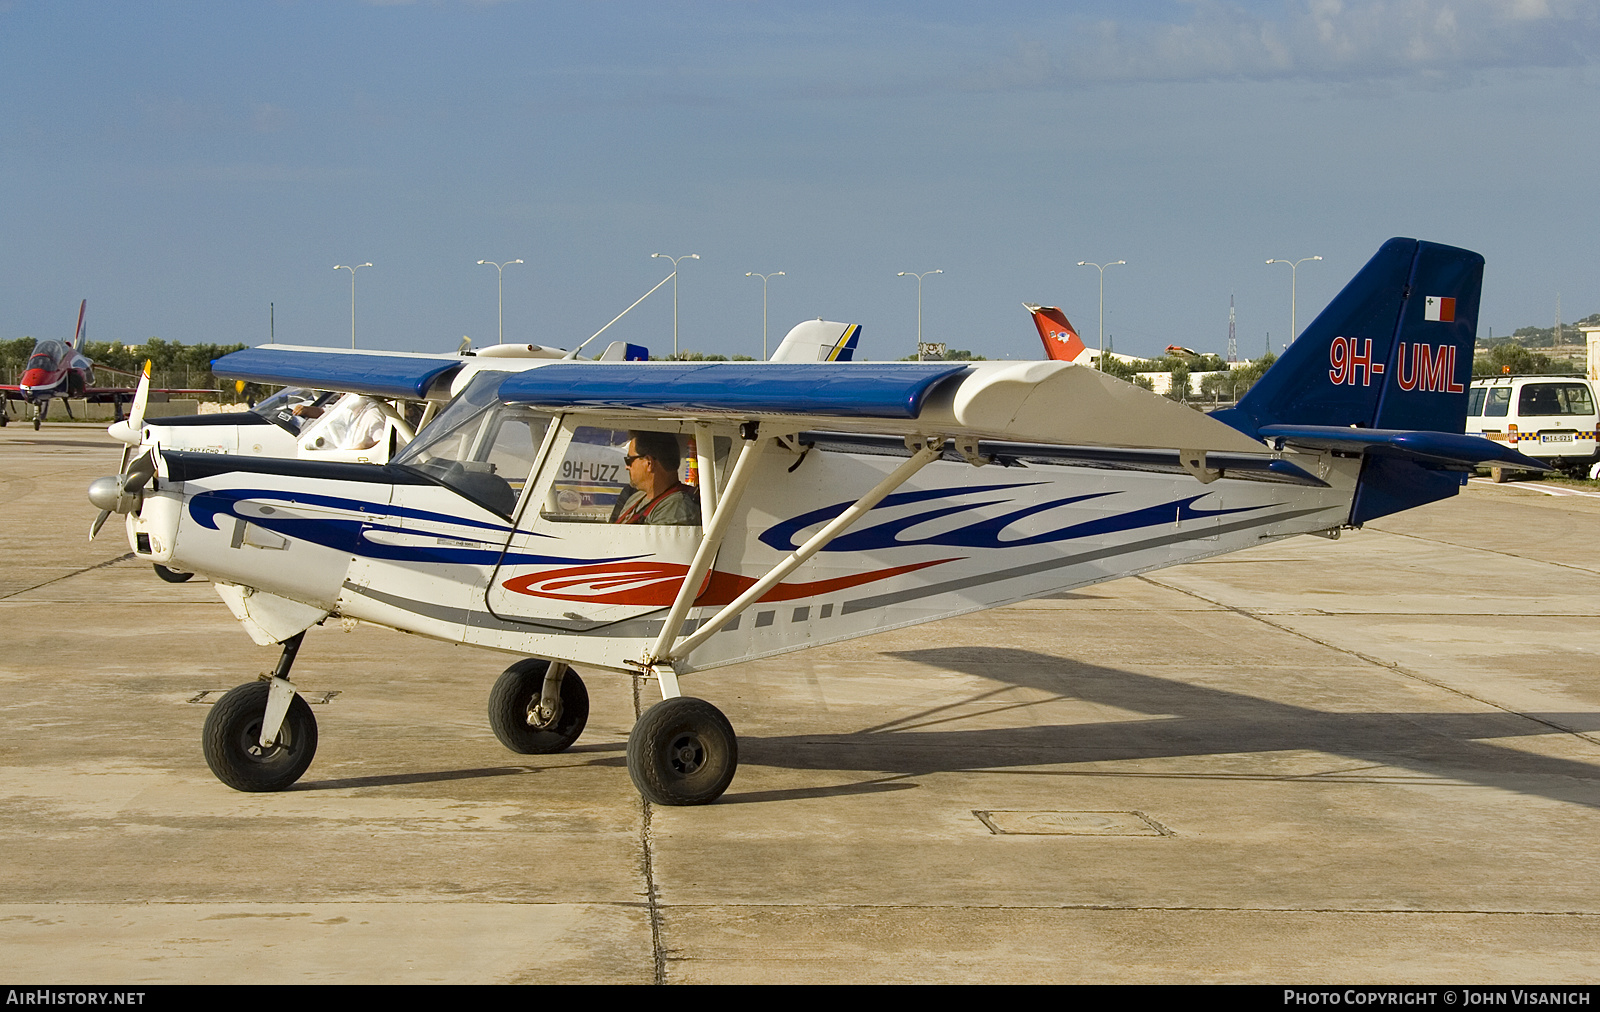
[623,454,648,466]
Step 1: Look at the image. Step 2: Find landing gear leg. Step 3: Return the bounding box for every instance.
[33,401,46,431]
[202,632,318,792]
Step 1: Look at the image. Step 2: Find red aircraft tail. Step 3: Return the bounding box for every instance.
[1024,303,1088,363]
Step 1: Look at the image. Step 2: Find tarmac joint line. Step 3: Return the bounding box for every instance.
[0,552,136,601]
[1138,574,1600,749]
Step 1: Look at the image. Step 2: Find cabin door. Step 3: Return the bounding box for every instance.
[485,416,708,633]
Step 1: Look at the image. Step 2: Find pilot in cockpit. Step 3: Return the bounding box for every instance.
[612,431,701,526]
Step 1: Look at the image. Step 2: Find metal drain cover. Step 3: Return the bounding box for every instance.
[974,810,1170,836]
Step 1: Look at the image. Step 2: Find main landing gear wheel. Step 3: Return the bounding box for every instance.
[627,696,738,806]
[202,681,318,792]
[153,564,195,583]
[487,659,589,754]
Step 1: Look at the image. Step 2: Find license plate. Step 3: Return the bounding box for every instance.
[1541,433,1574,443]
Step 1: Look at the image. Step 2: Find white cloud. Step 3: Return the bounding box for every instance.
[969,0,1600,89]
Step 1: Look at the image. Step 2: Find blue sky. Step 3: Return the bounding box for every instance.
[3,1,1596,361]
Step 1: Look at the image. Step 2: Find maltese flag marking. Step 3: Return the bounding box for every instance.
[1424,296,1456,322]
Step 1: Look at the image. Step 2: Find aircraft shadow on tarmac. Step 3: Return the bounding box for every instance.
[728,647,1600,810]
[295,766,537,791]
[278,647,1600,809]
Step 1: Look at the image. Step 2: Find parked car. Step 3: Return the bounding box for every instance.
[1465,375,1599,480]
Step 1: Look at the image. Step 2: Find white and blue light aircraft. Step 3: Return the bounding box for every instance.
[87,239,1544,806]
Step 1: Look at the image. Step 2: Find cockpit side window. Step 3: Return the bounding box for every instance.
[298,394,388,451]
[541,426,632,522]
[539,425,717,526]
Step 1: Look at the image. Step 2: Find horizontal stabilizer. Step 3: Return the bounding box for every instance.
[1259,424,1551,470]
[212,346,464,399]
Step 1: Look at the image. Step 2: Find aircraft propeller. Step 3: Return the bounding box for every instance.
[105,360,152,462]
[87,448,156,540]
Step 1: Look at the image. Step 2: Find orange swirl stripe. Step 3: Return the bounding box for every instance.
[501,558,958,607]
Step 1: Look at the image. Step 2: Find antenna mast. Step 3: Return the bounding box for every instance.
[1227,294,1237,364]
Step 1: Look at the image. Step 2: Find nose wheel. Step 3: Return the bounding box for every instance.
[627,696,738,806]
[202,680,318,792]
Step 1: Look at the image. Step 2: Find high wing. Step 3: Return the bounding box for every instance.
[210,344,471,400]
[208,339,645,402]
[494,358,1269,455]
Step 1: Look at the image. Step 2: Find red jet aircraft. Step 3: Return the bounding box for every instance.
[2,301,210,430]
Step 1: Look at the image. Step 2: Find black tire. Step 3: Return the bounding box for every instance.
[202,681,318,792]
[487,659,589,754]
[153,564,195,583]
[627,696,738,806]
[32,416,40,431]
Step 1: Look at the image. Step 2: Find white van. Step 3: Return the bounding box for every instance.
[1465,375,1599,479]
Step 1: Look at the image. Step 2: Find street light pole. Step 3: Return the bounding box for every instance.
[1266,256,1322,344]
[477,259,524,345]
[651,252,700,357]
[897,270,943,360]
[1076,260,1125,370]
[745,271,785,360]
[333,263,373,349]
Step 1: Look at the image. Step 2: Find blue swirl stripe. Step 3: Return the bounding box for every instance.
[760,484,1277,553]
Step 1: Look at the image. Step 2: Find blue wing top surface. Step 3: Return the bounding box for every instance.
[212,347,464,399]
[497,362,970,419]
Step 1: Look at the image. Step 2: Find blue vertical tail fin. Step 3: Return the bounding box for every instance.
[1212,237,1482,439]
[1209,238,1544,524]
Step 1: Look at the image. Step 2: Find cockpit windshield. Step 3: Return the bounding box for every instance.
[25,341,66,372]
[392,371,551,518]
[252,387,340,433]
